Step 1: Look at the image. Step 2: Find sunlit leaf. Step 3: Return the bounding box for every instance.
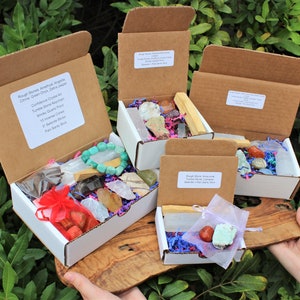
[3,261,17,294]
[190,23,212,35]
[162,280,188,298]
[8,231,29,266]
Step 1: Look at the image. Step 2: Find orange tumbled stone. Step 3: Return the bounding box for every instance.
[247,146,265,158]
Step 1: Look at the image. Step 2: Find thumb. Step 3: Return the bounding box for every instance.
[296,207,300,226]
[64,271,119,300]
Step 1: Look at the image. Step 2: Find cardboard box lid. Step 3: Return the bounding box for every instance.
[0,31,112,184]
[118,6,195,103]
[190,45,300,140]
[157,139,238,207]
[121,6,195,33]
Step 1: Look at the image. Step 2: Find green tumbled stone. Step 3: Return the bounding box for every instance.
[97,163,107,173]
[89,146,99,155]
[106,142,116,150]
[106,166,116,175]
[137,169,157,187]
[115,166,124,176]
[86,159,97,168]
[97,142,107,152]
[120,152,128,161]
[115,145,125,154]
[81,151,90,163]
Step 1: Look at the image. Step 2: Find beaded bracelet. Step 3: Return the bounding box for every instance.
[81,142,129,176]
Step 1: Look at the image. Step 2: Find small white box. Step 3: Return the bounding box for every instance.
[117,6,213,170]
[0,31,157,267]
[155,139,243,264]
[190,45,300,199]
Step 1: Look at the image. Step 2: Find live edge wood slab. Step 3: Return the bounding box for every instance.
[55,197,300,294]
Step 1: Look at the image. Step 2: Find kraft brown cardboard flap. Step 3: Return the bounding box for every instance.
[190,71,300,140]
[200,44,300,85]
[0,31,112,184]
[0,31,91,86]
[165,139,237,156]
[118,6,195,103]
[122,6,195,33]
[158,155,237,207]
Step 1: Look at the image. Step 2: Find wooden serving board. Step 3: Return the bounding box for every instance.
[55,197,300,293]
[244,197,300,248]
[55,211,178,294]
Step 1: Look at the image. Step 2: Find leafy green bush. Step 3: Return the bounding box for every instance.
[0,0,82,55]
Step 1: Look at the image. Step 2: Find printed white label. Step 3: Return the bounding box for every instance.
[134,50,174,69]
[177,172,222,188]
[11,72,85,149]
[226,90,266,109]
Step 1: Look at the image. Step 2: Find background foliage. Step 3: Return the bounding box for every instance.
[0,0,300,299]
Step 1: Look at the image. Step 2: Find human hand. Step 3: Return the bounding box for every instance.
[268,207,300,282]
[63,271,146,300]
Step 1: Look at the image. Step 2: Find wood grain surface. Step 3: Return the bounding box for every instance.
[55,197,300,294]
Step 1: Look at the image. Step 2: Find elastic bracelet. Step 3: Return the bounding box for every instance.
[81,142,129,176]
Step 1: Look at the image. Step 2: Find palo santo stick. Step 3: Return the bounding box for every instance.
[74,157,121,181]
[174,92,206,135]
[162,205,205,215]
[214,137,251,148]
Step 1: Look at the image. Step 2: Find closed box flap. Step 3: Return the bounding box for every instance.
[118,6,195,103]
[122,6,195,33]
[0,31,112,184]
[157,139,238,207]
[190,45,300,140]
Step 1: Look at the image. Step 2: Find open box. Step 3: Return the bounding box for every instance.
[155,139,246,264]
[189,45,300,199]
[0,31,158,267]
[116,6,213,171]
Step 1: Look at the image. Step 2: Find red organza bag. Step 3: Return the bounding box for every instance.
[35,185,99,241]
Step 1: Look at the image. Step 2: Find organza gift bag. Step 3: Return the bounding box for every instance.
[182,194,249,269]
[35,185,99,241]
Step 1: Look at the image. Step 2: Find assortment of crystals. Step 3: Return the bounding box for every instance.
[17,134,158,241]
[128,98,190,141]
[236,138,290,179]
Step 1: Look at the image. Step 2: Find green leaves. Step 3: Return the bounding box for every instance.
[0,0,81,54]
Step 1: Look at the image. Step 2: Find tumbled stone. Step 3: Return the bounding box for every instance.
[145,116,169,139]
[212,223,237,250]
[247,145,265,158]
[251,158,267,169]
[119,172,150,197]
[137,169,158,187]
[139,101,161,121]
[97,188,123,212]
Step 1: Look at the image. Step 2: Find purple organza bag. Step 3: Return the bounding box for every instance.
[182,194,249,269]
